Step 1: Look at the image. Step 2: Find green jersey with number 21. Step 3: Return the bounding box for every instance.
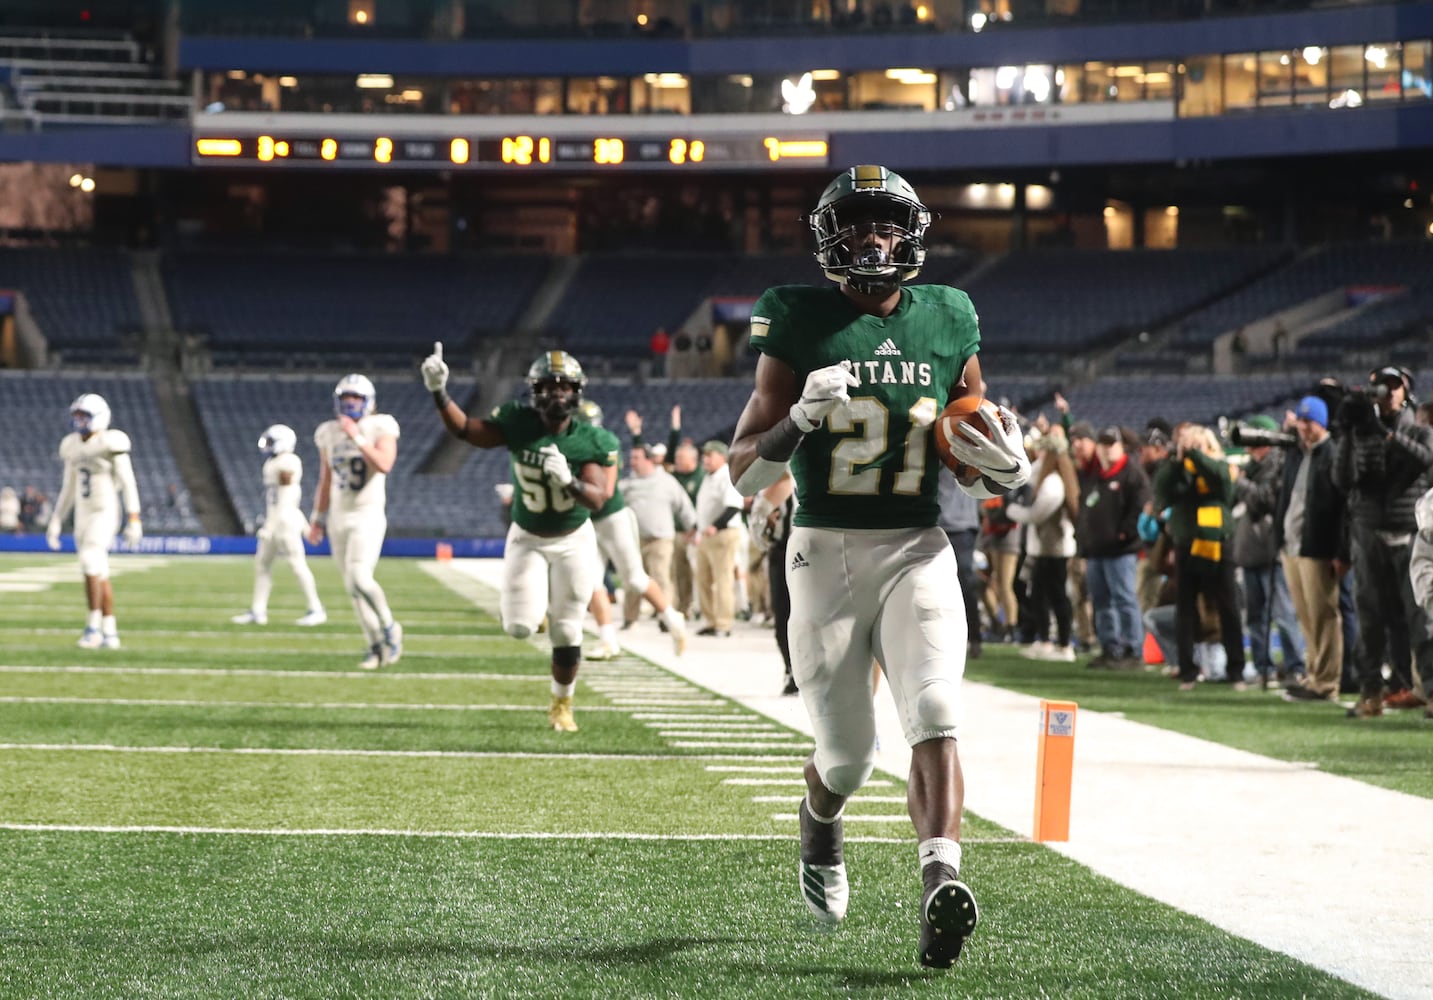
[749,284,980,530]
[489,400,620,534]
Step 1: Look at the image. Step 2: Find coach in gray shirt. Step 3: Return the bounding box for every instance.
[619,444,697,627]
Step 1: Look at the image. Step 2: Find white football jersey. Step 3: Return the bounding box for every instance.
[314,413,400,514]
[58,429,133,518]
[262,452,306,533]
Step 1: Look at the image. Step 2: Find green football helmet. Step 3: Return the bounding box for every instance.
[527,350,587,423]
[810,164,931,296]
[576,399,604,427]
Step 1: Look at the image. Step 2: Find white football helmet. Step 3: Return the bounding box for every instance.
[69,393,111,434]
[333,374,376,421]
[258,423,297,456]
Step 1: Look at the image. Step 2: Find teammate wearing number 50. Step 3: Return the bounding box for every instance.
[308,374,403,670]
[47,393,144,650]
[729,165,1030,969]
[422,343,617,733]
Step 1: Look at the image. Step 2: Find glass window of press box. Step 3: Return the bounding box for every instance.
[203,38,1430,117]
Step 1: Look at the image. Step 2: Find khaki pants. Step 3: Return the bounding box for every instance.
[623,536,674,624]
[696,526,743,631]
[1068,556,1097,648]
[747,540,770,618]
[674,538,696,617]
[1282,553,1343,695]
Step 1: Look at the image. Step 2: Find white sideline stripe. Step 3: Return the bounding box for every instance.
[704,765,804,773]
[667,733,808,744]
[750,795,908,804]
[0,696,634,713]
[657,731,805,741]
[644,719,779,727]
[770,813,910,823]
[723,778,893,787]
[0,822,1023,844]
[608,698,726,706]
[0,583,48,592]
[0,743,802,763]
[631,712,747,720]
[0,665,546,682]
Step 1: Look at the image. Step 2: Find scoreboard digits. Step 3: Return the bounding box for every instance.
[193,132,826,171]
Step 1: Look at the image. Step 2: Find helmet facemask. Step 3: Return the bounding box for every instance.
[531,377,583,425]
[812,190,930,297]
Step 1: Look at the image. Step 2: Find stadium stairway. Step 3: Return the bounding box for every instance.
[129,252,241,535]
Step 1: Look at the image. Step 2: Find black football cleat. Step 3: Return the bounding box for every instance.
[918,863,979,969]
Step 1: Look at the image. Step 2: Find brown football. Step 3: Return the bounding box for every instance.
[933,396,1003,480]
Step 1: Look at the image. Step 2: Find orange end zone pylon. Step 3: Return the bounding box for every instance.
[1033,700,1077,842]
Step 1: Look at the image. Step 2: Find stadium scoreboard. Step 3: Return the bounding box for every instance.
[192,132,829,170]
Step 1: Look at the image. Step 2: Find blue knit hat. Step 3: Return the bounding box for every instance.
[1295,396,1327,428]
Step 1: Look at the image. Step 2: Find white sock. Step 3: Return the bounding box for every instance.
[661,606,685,630]
[551,679,575,698]
[918,837,962,873]
[599,623,618,647]
[804,796,843,825]
[101,614,118,636]
[86,609,102,630]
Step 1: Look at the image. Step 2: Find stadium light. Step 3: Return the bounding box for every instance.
[356,74,394,89]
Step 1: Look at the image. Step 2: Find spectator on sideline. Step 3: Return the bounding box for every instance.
[0,486,18,534]
[1279,396,1349,705]
[619,443,697,629]
[937,470,985,660]
[1076,425,1150,669]
[1333,367,1433,717]
[692,440,743,636]
[1153,424,1245,691]
[1007,425,1079,662]
[1231,415,1306,687]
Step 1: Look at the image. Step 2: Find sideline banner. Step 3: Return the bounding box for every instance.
[0,535,506,558]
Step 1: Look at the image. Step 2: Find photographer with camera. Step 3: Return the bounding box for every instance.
[1153,424,1245,691]
[1333,366,1433,718]
[1230,416,1307,688]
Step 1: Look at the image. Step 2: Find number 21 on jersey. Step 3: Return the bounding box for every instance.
[826,396,936,496]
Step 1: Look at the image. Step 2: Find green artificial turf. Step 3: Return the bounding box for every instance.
[0,553,1391,998]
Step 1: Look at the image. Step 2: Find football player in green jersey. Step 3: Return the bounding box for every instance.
[576,399,689,658]
[729,165,1030,968]
[422,343,618,733]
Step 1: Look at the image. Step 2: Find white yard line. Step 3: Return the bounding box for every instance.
[0,821,1031,844]
[0,743,804,763]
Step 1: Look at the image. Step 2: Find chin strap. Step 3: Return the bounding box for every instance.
[845,274,901,297]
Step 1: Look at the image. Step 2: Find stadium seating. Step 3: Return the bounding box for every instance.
[1176,240,1433,348]
[0,370,201,533]
[164,251,550,368]
[0,246,143,364]
[964,246,1291,356]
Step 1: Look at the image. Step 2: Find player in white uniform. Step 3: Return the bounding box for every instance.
[46,393,144,649]
[232,424,328,627]
[307,375,403,669]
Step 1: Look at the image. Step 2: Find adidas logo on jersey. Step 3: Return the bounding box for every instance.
[790,551,810,571]
[873,338,902,357]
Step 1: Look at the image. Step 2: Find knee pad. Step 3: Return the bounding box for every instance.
[913,678,961,734]
[552,645,581,670]
[505,622,533,640]
[820,757,875,799]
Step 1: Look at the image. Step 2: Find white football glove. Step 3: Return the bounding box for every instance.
[538,443,573,488]
[123,518,143,549]
[945,403,1032,489]
[790,361,859,433]
[420,341,449,393]
[45,522,61,551]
